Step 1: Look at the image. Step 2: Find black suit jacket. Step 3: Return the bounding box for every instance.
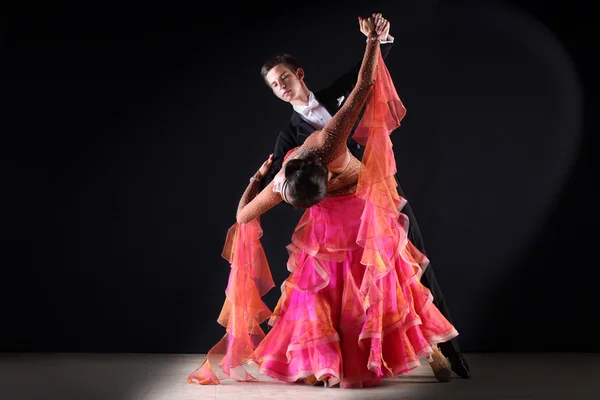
[262,42,394,188]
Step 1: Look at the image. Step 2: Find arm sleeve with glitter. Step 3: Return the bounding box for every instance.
[235,34,379,223]
[236,178,282,224]
[303,33,380,164]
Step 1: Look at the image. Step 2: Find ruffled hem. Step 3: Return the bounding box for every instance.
[255,273,458,385]
[187,220,275,385]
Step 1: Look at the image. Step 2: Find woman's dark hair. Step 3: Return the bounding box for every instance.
[281,156,328,209]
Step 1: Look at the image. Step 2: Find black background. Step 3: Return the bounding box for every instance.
[2,0,597,354]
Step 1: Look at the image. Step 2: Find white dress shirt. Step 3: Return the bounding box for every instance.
[292,35,394,130]
[292,91,332,130]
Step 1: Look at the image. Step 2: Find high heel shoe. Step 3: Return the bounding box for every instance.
[428,345,451,382]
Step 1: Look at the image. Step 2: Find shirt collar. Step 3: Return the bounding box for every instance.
[292,91,319,116]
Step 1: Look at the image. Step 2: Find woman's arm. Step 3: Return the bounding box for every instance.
[236,155,283,224]
[304,27,381,164]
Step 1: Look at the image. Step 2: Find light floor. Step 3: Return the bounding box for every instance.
[1,352,598,399]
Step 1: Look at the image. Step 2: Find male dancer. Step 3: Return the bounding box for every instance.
[260,13,470,379]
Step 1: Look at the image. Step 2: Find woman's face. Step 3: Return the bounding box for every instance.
[273,165,289,203]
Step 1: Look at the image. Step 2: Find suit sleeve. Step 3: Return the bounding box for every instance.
[318,42,393,102]
[261,125,296,189]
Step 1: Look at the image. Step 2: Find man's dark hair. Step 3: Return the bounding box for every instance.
[260,53,301,82]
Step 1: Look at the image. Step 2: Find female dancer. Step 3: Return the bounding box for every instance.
[188,17,458,388]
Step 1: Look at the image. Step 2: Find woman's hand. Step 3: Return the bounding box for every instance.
[256,153,273,180]
[358,15,376,36]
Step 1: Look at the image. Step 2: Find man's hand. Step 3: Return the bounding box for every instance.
[373,13,390,41]
[359,13,390,41]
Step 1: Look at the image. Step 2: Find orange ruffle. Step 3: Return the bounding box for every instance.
[187,220,274,384]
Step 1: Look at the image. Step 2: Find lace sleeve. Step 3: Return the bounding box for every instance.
[303,32,381,164]
[236,178,282,224]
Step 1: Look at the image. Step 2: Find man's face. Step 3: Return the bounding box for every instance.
[265,64,305,104]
